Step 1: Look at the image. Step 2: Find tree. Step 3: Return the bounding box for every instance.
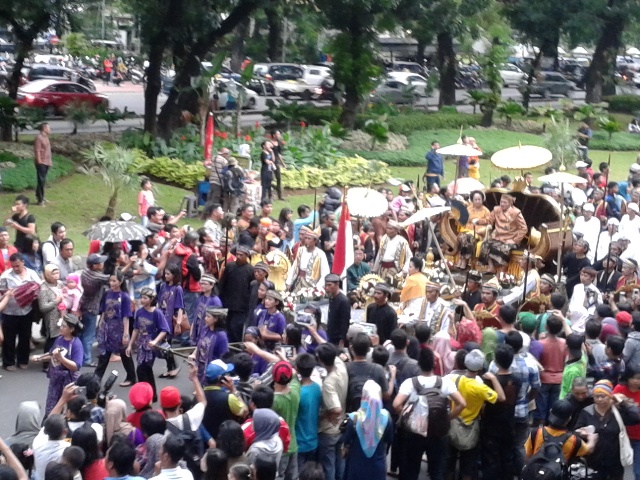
[544,116,579,170]
[478,38,508,126]
[63,101,94,135]
[0,0,73,140]
[62,32,90,58]
[496,100,525,129]
[81,143,138,219]
[316,0,394,128]
[598,116,621,141]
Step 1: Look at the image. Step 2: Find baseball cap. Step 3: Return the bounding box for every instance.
[548,399,573,426]
[616,311,633,326]
[575,161,588,168]
[272,360,293,385]
[464,349,485,372]
[205,359,234,383]
[86,253,107,266]
[129,382,154,410]
[159,386,181,409]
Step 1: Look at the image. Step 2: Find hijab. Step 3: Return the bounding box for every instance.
[252,409,280,443]
[105,399,135,445]
[432,331,455,374]
[481,327,498,365]
[139,433,164,479]
[43,264,62,292]
[6,401,41,447]
[349,380,389,458]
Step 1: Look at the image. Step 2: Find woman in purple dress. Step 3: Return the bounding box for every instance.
[188,307,229,384]
[31,313,84,416]
[247,280,274,328]
[156,263,183,378]
[256,290,286,351]
[96,271,137,386]
[244,326,268,375]
[190,274,222,346]
[126,287,170,402]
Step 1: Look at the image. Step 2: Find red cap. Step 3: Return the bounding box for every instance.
[616,311,632,326]
[129,382,154,410]
[272,361,293,385]
[159,386,181,409]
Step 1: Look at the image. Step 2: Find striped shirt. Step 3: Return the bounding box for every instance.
[489,353,541,419]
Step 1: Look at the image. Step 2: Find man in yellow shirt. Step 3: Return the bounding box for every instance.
[447,349,505,480]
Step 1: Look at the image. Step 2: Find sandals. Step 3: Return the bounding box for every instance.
[119,381,133,388]
[167,367,181,378]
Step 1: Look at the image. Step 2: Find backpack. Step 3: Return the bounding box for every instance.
[221,166,243,195]
[520,428,571,480]
[166,413,204,479]
[399,376,451,437]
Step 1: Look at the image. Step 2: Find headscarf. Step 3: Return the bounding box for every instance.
[457,318,482,346]
[432,331,455,374]
[44,264,61,287]
[6,401,41,447]
[105,399,135,445]
[481,328,498,365]
[252,408,280,443]
[349,380,389,458]
[593,379,614,398]
[139,433,164,479]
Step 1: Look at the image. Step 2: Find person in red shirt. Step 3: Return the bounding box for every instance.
[535,315,568,426]
[613,365,640,480]
[241,385,290,452]
[0,227,18,274]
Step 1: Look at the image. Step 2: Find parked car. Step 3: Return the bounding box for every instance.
[17,79,108,116]
[274,79,321,100]
[254,63,304,81]
[301,65,332,86]
[370,79,421,104]
[518,71,575,98]
[387,71,429,95]
[387,61,428,77]
[238,76,278,96]
[499,64,526,87]
[212,79,259,109]
[27,63,73,82]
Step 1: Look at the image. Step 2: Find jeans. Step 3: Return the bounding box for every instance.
[297,449,317,472]
[275,166,283,199]
[426,175,440,191]
[183,291,198,344]
[513,420,529,473]
[632,439,640,480]
[399,431,447,480]
[534,383,561,424]
[318,432,344,480]
[481,424,515,480]
[277,452,298,480]
[80,312,98,365]
[35,164,49,203]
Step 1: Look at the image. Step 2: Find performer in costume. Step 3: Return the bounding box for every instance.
[399,257,428,315]
[499,252,540,306]
[480,194,528,274]
[265,237,290,292]
[456,190,490,270]
[569,267,602,331]
[616,258,639,290]
[416,280,454,336]
[190,274,222,345]
[188,307,229,384]
[286,226,330,292]
[373,220,412,281]
[461,270,483,310]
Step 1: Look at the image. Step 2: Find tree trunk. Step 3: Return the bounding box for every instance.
[585,11,624,104]
[3,37,33,141]
[230,18,250,72]
[522,50,542,112]
[481,109,493,127]
[143,42,165,135]
[106,189,119,219]
[416,39,427,66]
[340,88,358,129]
[265,4,282,62]
[437,31,456,107]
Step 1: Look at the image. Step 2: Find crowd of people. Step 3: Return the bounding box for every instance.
[4,137,640,480]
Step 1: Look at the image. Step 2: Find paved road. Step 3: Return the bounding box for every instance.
[21,82,605,135]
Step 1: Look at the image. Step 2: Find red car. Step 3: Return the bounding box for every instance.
[17,79,108,116]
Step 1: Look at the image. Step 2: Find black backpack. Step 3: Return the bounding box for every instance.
[166,413,204,480]
[520,428,571,480]
[221,166,243,195]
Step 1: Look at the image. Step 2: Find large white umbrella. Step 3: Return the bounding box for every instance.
[447,177,485,195]
[436,144,483,157]
[83,221,150,242]
[491,145,553,170]
[346,187,389,218]
[400,206,451,227]
[538,171,587,283]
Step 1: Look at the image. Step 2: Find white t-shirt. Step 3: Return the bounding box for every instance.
[151,467,194,480]
[67,421,104,443]
[398,374,457,397]
[165,403,205,431]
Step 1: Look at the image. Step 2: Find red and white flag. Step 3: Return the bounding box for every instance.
[204,113,214,161]
[332,201,354,282]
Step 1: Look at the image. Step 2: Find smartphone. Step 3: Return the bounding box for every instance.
[295,312,314,326]
[634,289,639,298]
[280,345,295,358]
[75,386,87,396]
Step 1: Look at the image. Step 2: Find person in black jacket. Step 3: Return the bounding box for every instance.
[325,274,350,348]
[366,283,398,345]
[218,245,254,342]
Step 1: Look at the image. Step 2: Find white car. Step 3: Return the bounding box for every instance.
[212,79,259,109]
[387,71,429,96]
[499,64,526,87]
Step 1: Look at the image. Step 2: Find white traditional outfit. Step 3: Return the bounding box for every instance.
[569,282,602,332]
[286,228,330,293]
[373,222,412,279]
[500,264,540,306]
[573,210,600,263]
[417,295,453,336]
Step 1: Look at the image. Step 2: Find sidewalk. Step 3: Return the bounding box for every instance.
[94,82,144,94]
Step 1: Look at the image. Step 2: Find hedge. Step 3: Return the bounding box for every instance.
[387,112,483,136]
[604,95,640,114]
[590,130,640,151]
[0,152,75,191]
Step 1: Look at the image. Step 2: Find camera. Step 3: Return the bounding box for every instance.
[97,370,119,407]
[278,345,295,358]
[295,312,314,326]
[75,386,87,396]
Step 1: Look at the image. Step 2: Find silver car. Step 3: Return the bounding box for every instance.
[370,79,420,104]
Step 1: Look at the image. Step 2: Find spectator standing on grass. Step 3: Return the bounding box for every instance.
[7,195,36,252]
[34,123,52,206]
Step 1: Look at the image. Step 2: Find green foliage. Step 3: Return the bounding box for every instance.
[281,125,346,169]
[280,156,391,189]
[63,100,96,135]
[597,116,622,141]
[131,152,206,189]
[363,117,389,150]
[573,103,607,124]
[467,90,486,114]
[328,122,351,140]
[0,152,74,191]
[530,104,561,120]
[264,101,341,128]
[544,117,579,170]
[496,100,526,129]
[386,112,482,136]
[0,97,18,134]
[62,33,91,58]
[93,106,129,133]
[604,95,640,114]
[589,131,640,150]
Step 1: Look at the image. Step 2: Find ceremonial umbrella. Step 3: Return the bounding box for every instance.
[491,145,552,170]
[447,177,485,196]
[538,171,588,282]
[436,143,483,195]
[346,187,389,218]
[83,221,151,243]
